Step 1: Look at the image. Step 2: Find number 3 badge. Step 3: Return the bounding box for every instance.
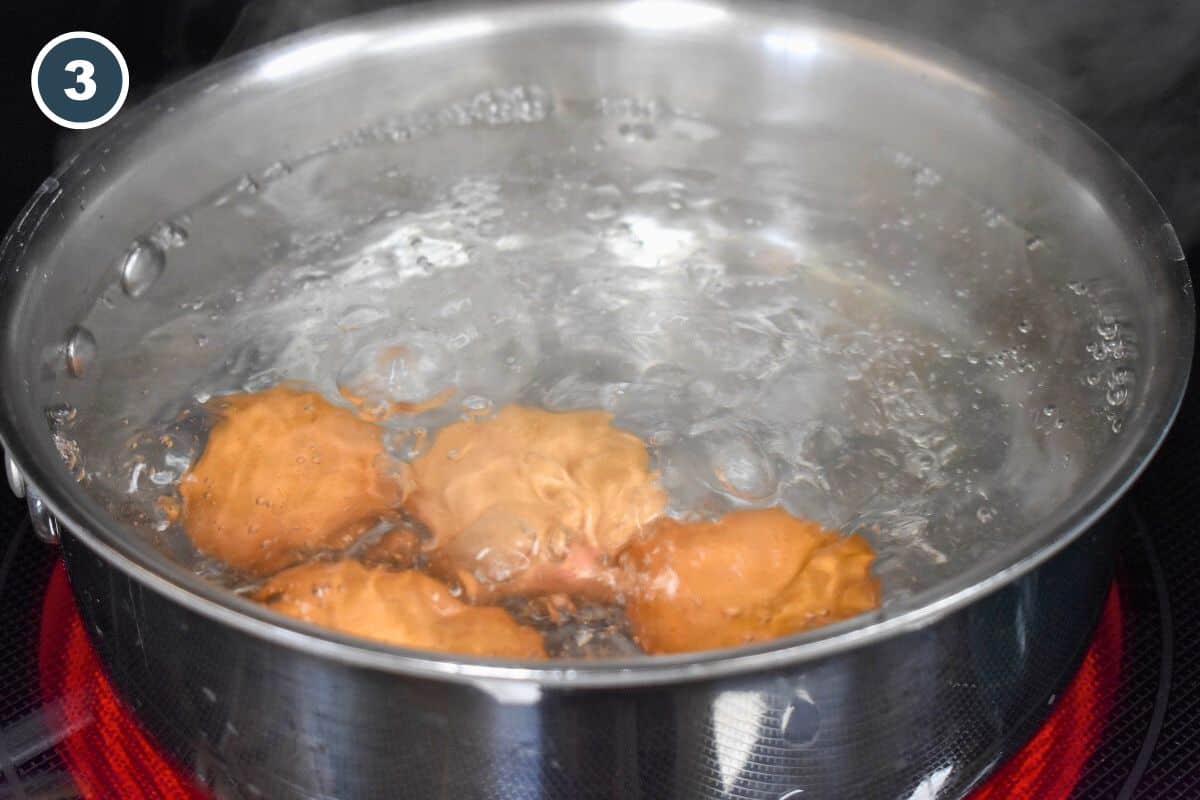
[32,32,129,130]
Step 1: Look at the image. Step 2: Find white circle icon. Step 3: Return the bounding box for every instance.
[32,32,130,131]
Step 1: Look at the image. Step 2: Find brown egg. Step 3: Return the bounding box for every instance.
[406,405,666,600]
[254,560,546,659]
[622,508,880,654]
[180,386,411,575]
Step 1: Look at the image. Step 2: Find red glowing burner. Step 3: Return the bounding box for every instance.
[37,562,1122,799]
[970,587,1123,799]
[38,565,208,800]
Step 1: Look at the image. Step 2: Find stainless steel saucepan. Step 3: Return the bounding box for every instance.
[0,2,1191,798]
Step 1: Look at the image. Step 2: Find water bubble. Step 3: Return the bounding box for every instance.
[1067,280,1088,295]
[706,431,777,501]
[150,469,176,486]
[495,234,532,252]
[617,122,657,141]
[586,204,619,221]
[153,222,189,249]
[1025,235,1045,252]
[45,403,77,427]
[1106,386,1128,406]
[53,433,82,480]
[262,161,293,182]
[1017,319,1033,335]
[585,184,623,222]
[906,450,938,478]
[386,428,429,461]
[462,395,494,416]
[1042,405,1056,417]
[338,305,387,331]
[235,174,260,194]
[649,429,676,447]
[473,546,531,584]
[64,326,97,378]
[119,240,166,298]
[914,166,942,187]
[976,505,996,524]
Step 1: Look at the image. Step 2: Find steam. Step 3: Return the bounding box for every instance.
[214,0,1200,247]
[820,0,1200,247]
[216,0,391,57]
[47,1,1197,247]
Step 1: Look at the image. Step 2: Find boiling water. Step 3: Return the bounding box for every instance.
[47,87,1135,645]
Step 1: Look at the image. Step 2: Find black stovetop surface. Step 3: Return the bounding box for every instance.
[1085,392,1200,799]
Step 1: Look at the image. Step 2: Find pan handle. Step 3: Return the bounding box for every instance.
[26,489,62,546]
[5,452,61,545]
[5,451,24,498]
